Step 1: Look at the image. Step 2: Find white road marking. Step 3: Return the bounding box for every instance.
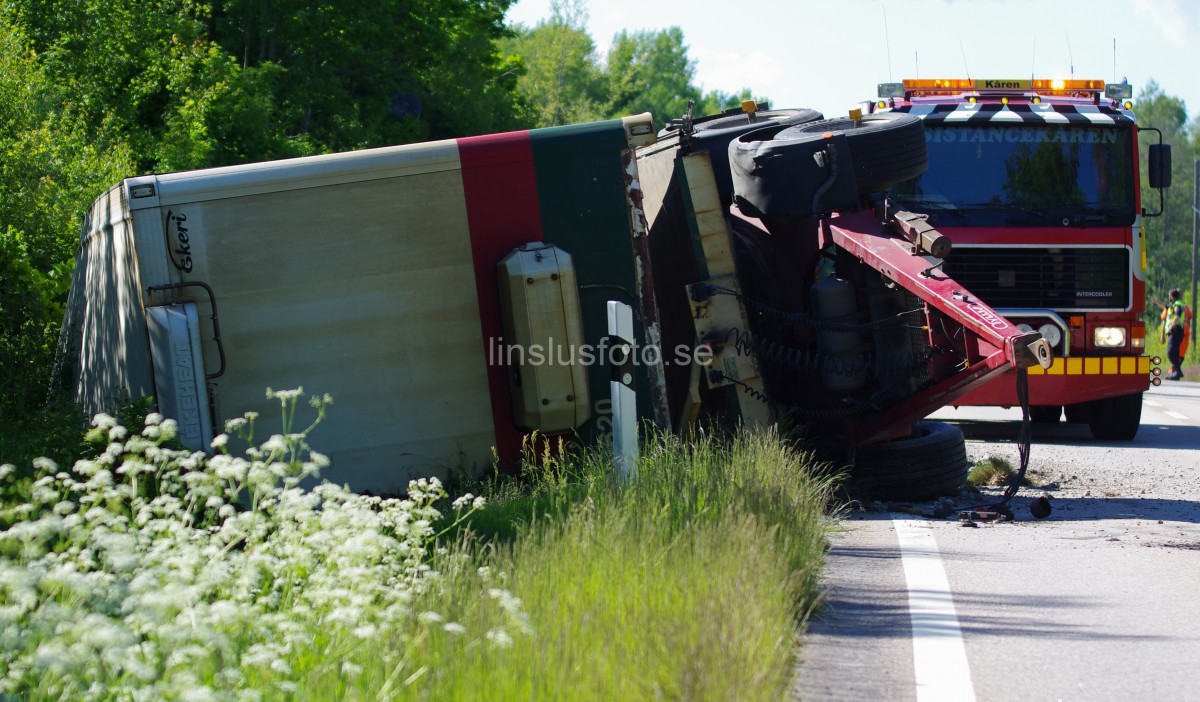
[1164,411,1190,421]
[894,518,977,702]
[1145,400,1162,407]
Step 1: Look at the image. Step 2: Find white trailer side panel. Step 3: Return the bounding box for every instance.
[137,148,495,494]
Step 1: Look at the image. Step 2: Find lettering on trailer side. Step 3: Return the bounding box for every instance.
[165,210,193,273]
[174,344,201,445]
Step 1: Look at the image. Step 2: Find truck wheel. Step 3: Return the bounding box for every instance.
[1086,392,1142,441]
[850,421,969,500]
[775,112,928,194]
[670,108,823,206]
[728,112,927,219]
[1029,405,1063,423]
[1064,403,1091,423]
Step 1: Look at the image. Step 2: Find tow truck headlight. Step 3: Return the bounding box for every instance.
[878,82,905,98]
[1094,327,1127,348]
[1037,323,1063,349]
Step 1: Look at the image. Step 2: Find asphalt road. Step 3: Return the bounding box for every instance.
[794,382,1200,702]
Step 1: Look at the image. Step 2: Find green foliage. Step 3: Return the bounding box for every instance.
[1137,80,1199,317]
[502,2,768,130]
[968,455,1015,487]
[0,20,135,439]
[1,394,837,700]
[415,427,839,701]
[502,0,607,126]
[605,27,700,126]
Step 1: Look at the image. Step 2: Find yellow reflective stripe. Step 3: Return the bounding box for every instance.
[1028,357,1150,375]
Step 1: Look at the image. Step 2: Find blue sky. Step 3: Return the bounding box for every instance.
[505,0,1199,124]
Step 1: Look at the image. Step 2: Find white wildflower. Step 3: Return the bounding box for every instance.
[485,629,514,649]
[92,413,117,430]
[32,456,59,473]
[210,434,229,450]
[341,662,363,678]
[261,434,288,454]
[443,622,467,635]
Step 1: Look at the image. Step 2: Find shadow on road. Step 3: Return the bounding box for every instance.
[945,420,1200,451]
[809,561,1177,642]
[1013,494,1200,524]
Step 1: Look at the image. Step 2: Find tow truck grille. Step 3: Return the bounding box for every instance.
[942,247,1130,310]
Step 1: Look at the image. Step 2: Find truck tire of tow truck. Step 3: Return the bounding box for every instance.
[1029,405,1063,423]
[850,421,969,501]
[728,112,927,219]
[1064,402,1091,423]
[1085,392,1143,441]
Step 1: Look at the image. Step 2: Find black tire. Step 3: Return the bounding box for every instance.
[729,123,859,219]
[661,108,823,206]
[728,112,927,219]
[850,421,969,500]
[1064,403,1091,423]
[1030,405,1063,423]
[775,112,929,194]
[1086,392,1142,441]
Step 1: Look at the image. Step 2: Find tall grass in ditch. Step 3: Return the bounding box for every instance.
[403,430,841,701]
[0,391,840,700]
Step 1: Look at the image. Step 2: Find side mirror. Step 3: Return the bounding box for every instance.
[1148,143,1172,189]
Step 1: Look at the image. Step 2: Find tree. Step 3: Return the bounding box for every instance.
[1136,80,1197,310]
[605,27,699,127]
[0,19,134,447]
[502,0,606,127]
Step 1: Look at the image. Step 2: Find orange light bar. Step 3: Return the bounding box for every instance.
[903,79,976,91]
[902,78,1105,94]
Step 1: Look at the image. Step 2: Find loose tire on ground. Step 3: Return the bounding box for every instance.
[1086,392,1142,441]
[849,420,969,500]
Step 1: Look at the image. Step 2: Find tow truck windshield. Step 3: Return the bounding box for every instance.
[891,123,1136,226]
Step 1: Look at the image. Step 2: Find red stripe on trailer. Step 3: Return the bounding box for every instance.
[458,131,544,466]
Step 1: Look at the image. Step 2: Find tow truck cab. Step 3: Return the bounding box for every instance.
[872,78,1172,440]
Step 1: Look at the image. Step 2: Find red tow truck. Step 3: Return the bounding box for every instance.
[870,78,1173,440]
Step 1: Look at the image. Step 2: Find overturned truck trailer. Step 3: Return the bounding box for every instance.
[65,106,1050,497]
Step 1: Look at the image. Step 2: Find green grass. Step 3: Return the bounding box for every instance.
[968,455,1015,487]
[388,429,841,702]
[0,396,842,701]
